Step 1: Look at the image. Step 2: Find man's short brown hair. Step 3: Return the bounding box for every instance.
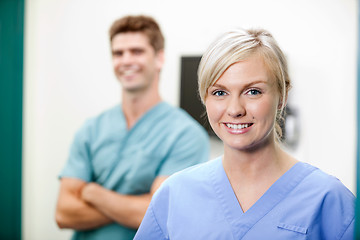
[109,15,165,52]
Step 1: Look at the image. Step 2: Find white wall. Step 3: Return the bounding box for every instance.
[23,0,358,239]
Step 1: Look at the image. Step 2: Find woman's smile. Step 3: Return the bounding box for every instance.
[223,122,254,133]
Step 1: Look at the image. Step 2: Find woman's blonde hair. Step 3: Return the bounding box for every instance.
[198,28,291,141]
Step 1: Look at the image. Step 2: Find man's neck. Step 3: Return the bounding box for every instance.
[122,88,162,129]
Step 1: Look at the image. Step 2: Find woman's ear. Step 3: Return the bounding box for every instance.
[278,99,283,110]
[278,94,288,110]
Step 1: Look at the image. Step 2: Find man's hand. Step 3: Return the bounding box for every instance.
[81,182,102,203]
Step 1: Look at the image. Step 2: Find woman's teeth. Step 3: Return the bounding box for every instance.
[226,123,251,129]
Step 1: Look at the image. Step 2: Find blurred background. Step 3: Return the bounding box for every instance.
[1,0,358,239]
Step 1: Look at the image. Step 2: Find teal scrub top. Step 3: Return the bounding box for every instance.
[60,102,210,240]
[135,156,355,240]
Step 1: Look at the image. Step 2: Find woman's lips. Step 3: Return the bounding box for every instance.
[224,123,253,134]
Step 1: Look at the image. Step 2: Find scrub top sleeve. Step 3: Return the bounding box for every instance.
[320,177,355,240]
[158,127,209,176]
[134,203,169,240]
[338,217,354,240]
[59,122,93,182]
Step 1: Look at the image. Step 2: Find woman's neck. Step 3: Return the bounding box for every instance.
[222,140,297,213]
[222,140,297,183]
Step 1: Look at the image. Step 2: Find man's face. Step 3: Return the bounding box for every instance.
[111,32,164,93]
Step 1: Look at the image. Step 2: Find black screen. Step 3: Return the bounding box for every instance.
[179,56,217,137]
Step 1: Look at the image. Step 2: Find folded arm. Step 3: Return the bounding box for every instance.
[55,178,113,230]
[81,176,167,229]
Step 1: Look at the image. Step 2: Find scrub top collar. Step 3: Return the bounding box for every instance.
[118,101,168,133]
[209,157,316,239]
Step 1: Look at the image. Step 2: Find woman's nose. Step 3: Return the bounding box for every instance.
[227,97,245,118]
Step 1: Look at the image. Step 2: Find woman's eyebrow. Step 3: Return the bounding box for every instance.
[210,80,267,90]
[210,83,227,89]
[242,80,268,89]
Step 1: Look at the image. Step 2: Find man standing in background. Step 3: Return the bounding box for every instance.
[55,15,209,240]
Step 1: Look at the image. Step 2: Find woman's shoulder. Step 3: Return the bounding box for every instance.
[293,161,355,223]
[154,157,222,197]
[288,162,355,238]
[167,157,221,184]
[299,162,354,198]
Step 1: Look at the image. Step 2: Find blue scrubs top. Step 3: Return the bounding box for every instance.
[59,102,210,240]
[135,156,355,240]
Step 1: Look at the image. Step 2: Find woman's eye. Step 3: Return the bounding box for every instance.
[213,90,227,96]
[247,89,261,96]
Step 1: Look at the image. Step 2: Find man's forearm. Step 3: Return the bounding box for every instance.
[56,180,113,230]
[56,196,113,230]
[81,183,152,229]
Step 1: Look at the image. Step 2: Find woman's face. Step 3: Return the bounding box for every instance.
[205,55,280,151]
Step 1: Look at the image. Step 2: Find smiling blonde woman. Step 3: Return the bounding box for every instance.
[134,28,355,240]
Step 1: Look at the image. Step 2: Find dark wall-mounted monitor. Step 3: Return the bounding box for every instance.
[179,56,217,138]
